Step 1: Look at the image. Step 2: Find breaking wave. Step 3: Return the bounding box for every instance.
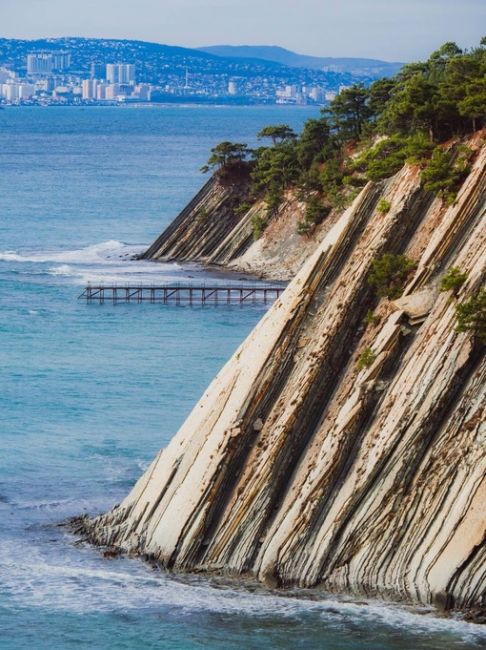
[0,240,144,264]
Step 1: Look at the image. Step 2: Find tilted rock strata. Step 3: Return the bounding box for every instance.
[141,175,254,263]
[142,175,338,280]
[84,146,486,613]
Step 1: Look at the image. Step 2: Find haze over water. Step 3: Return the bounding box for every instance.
[0,106,485,650]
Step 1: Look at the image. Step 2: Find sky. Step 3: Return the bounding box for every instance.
[1,0,485,62]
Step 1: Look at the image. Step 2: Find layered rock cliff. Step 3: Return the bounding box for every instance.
[141,173,334,280]
[80,143,486,615]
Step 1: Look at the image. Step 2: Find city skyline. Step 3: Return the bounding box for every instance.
[0,38,357,106]
[2,0,485,62]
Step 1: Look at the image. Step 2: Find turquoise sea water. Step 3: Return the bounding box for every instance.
[0,106,485,650]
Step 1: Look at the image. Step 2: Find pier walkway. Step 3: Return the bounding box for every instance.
[79,284,285,305]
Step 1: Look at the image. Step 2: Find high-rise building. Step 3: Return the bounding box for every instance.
[309,86,326,103]
[27,53,53,76]
[82,79,98,100]
[51,52,71,70]
[96,83,109,100]
[228,81,238,95]
[106,64,136,85]
[284,85,298,98]
[105,84,121,100]
[27,52,70,76]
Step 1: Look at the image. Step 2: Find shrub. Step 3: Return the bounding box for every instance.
[327,186,349,210]
[352,133,434,182]
[305,196,330,225]
[357,347,377,370]
[377,198,391,214]
[296,197,331,236]
[342,174,367,188]
[352,135,407,181]
[234,203,251,217]
[368,253,417,299]
[319,155,346,193]
[421,145,472,202]
[264,187,283,219]
[366,310,381,326]
[297,220,312,236]
[404,131,434,165]
[440,267,468,293]
[251,213,268,240]
[456,289,486,344]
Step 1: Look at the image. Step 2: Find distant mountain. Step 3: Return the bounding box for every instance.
[0,37,284,77]
[199,45,404,77]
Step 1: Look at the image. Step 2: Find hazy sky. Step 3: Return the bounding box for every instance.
[2,0,485,62]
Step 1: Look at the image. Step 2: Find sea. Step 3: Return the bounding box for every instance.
[0,105,484,650]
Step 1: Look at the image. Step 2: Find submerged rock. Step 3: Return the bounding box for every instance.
[81,146,486,616]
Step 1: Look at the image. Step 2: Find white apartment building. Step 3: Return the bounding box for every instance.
[27,53,53,76]
[106,64,136,85]
[27,52,71,76]
[284,85,298,98]
[0,82,35,102]
[105,83,121,100]
[82,78,98,100]
[96,83,109,100]
[309,86,326,103]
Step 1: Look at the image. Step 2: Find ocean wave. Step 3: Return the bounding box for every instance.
[0,240,144,265]
[0,240,189,285]
[0,538,485,644]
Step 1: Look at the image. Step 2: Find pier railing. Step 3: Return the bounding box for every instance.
[78,284,285,305]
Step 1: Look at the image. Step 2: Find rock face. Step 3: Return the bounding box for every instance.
[141,174,255,264]
[141,173,336,280]
[84,146,486,613]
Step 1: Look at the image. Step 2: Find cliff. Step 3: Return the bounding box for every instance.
[141,173,334,280]
[79,142,486,616]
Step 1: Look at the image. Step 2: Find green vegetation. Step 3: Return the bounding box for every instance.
[440,267,468,293]
[251,143,300,219]
[297,196,331,235]
[421,145,473,202]
[366,309,381,326]
[257,124,297,145]
[234,202,251,217]
[368,253,417,299]
[456,289,486,344]
[377,199,391,214]
[201,141,250,175]
[251,213,268,240]
[202,38,485,235]
[357,347,377,370]
[351,132,433,182]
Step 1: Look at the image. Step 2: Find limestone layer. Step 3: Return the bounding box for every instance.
[83,147,486,613]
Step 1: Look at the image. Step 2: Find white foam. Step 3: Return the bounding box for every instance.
[1,538,484,644]
[0,240,142,264]
[1,240,189,285]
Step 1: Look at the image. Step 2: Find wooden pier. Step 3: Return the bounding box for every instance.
[78,284,285,305]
